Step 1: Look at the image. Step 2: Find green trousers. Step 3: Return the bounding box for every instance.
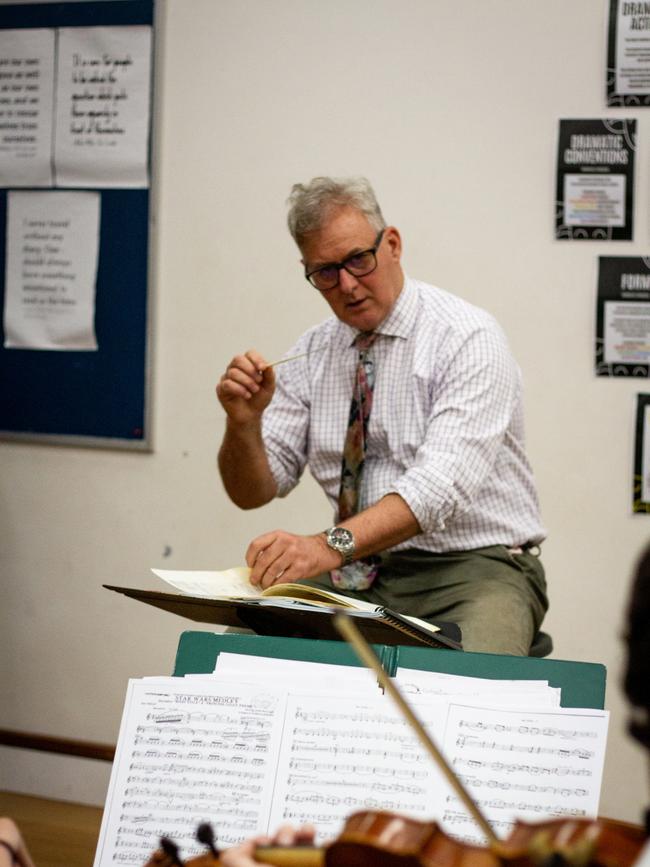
[298,545,548,656]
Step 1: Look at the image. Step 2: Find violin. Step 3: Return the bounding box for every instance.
[143,809,647,867]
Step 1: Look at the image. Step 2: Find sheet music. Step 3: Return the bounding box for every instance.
[93,678,287,866]
[394,667,551,695]
[151,567,256,598]
[94,672,609,862]
[393,669,560,706]
[268,692,452,843]
[213,653,379,692]
[438,703,609,844]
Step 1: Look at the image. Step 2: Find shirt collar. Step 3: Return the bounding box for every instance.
[375,275,417,339]
[336,275,418,348]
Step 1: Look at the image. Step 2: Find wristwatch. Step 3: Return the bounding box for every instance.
[324,526,356,566]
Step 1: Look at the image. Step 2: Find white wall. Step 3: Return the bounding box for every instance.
[2,0,649,824]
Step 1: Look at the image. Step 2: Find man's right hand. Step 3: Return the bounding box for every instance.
[216,349,276,426]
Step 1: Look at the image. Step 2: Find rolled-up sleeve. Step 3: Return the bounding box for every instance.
[389,321,520,534]
[261,343,312,498]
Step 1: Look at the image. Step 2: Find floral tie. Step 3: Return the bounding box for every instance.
[331,331,380,591]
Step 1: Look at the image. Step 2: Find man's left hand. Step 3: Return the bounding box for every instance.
[246,530,339,588]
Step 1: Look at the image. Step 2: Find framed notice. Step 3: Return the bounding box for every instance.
[608,0,650,106]
[634,394,650,512]
[596,256,650,377]
[555,119,636,241]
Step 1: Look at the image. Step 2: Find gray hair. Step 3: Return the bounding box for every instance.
[287,176,386,243]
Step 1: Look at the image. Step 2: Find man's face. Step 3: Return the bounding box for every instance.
[299,206,404,332]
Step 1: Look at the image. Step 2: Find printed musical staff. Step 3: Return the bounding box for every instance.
[93,673,609,867]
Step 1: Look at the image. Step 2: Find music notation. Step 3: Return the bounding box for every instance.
[93,676,609,866]
[436,704,608,846]
[452,757,593,778]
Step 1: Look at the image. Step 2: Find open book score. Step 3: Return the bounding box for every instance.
[104,567,462,650]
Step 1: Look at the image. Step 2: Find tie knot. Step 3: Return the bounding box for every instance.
[354,331,377,353]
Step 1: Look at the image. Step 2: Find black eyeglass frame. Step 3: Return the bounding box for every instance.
[304,229,386,291]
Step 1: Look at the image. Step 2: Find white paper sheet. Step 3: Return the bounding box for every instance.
[151,567,256,598]
[4,190,100,350]
[394,668,560,705]
[94,674,609,863]
[54,25,152,188]
[213,653,379,692]
[563,174,626,227]
[604,300,650,365]
[0,28,55,187]
[269,692,451,842]
[439,703,609,844]
[93,678,288,865]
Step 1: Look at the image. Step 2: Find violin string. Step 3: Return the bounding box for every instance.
[333,612,499,846]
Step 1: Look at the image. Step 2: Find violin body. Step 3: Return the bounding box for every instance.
[326,811,496,867]
[143,810,647,867]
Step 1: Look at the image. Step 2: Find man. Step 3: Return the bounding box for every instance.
[217,176,547,654]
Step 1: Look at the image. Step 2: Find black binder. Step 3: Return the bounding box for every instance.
[104,584,462,650]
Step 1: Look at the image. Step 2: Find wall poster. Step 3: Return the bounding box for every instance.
[608,0,650,106]
[555,118,636,241]
[596,256,650,377]
[634,394,650,512]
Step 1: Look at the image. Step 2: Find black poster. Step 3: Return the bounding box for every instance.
[555,118,636,241]
[634,394,650,512]
[608,0,650,106]
[596,256,650,377]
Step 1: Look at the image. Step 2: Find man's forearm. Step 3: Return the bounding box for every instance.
[218,420,278,509]
[340,493,421,559]
[245,493,422,588]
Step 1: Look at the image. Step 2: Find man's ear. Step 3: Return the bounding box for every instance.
[384,226,402,261]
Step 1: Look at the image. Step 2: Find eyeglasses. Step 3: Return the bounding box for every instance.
[304,229,385,291]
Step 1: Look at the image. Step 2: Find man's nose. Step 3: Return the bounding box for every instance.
[338,267,358,294]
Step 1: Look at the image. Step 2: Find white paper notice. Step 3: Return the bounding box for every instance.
[54,25,152,188]
[4,191,100,350]
[563,174,626,226]
[604,300,650,364]
[0,29,55,187]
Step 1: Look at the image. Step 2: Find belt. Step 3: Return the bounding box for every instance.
[508,542,541,556]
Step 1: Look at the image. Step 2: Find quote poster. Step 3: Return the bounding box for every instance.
[608,0,650,106]
[54,25,152,187]
[3,190,100,350]
[596,256,650,377]
[634,394,650,512]
[555,119,636,241]
[0,28,55,187]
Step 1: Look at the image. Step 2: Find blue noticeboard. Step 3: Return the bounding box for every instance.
[0,1,154,450]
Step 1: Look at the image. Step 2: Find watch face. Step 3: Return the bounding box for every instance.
[326,527,355,565]
[329,527,353,547]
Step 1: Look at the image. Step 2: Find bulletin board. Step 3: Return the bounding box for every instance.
[0,0,154,450]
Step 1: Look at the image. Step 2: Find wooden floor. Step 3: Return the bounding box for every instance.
[0,791,103,867]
